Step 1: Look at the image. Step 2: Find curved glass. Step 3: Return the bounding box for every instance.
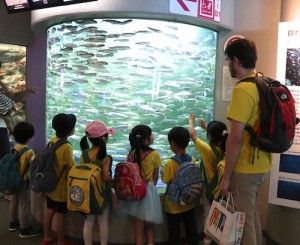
[46,19,217,185]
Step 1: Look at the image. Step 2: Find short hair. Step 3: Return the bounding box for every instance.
[168,126,190,149]
[13,121,35,144]
[224,38,258,69]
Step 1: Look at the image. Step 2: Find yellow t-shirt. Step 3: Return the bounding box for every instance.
[227,75,272,173]
[45,137,76,202]
[15,144,34,180]
[138,151,162,182]
[194,138,222,183]
[161,156,196,214]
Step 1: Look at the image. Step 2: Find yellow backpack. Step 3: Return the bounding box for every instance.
[67,150,104,214]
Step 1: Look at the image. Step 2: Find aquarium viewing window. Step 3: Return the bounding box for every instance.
[0,43,26,124]
[46,19,217,185]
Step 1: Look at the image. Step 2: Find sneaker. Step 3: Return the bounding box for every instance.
[19,226,41,238]
[8,220,20,232]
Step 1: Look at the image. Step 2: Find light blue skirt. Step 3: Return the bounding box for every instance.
[119,182,163,224]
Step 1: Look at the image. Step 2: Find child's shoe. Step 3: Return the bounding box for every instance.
[8,220,20,232]
[19,226,41,238]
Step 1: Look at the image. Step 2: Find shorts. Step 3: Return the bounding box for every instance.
[46,196,68,214]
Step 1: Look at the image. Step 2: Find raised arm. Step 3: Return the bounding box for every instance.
[188,114,198,143]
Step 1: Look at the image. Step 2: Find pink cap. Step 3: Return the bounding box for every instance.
[85,121,116,138]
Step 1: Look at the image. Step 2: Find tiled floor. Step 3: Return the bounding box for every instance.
[0,196,279,245]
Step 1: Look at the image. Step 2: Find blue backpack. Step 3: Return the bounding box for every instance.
[166,154,204,205]
[0,147,30,194]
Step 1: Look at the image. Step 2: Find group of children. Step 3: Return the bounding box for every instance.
[5,111,228,245]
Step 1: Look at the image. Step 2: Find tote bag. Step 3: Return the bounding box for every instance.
[204,193,245,245]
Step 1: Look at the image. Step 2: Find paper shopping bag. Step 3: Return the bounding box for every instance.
[204,194,245,245]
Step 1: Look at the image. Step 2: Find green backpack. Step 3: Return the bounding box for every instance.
[0,147,30,194]
[200,143,224,203]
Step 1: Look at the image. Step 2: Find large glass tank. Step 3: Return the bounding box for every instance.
[46,19,217,184]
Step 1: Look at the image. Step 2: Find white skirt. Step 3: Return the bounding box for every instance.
[119,182,163,224]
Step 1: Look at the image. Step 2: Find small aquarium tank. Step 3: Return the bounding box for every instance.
[46,19,217,186]
[0,43,26,124]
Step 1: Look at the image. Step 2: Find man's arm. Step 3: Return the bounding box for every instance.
[219,119,244,196]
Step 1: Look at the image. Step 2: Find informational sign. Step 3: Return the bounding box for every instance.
[221,66,238,101]
[170,0,221,22]
[268,22,300,209]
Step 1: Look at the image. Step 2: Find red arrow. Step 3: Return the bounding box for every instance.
[177,0,197,11]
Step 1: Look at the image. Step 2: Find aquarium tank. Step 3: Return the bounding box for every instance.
[46,19,217,186]
[0,43,26,124]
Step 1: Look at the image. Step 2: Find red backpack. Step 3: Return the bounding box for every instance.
[240,73,298,153]
[114,150,153,201]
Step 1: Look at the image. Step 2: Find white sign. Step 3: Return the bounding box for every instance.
[169,0,221,22]
[268,21,300,210]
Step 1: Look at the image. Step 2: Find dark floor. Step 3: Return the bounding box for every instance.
[0,196,279,245]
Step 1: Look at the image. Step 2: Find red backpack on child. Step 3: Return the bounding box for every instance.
[114,150,152,201]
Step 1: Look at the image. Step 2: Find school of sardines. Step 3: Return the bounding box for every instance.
[45,18,217,176]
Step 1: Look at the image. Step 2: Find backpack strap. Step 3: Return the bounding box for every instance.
[170,153,193,165]
[48,139,69,180]
[201,143,224,203]
[82,149,90,163]
[13,146,31,177]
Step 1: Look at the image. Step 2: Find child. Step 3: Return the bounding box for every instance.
[189,114,228,245]
[0,87,38,135]
[161,126,199,245]
[0,92,15,134]
[9,121,42,238]
[119,124,163,245]
[79,120,115,245]
[42,113,77,245]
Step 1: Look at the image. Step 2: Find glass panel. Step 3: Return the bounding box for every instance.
[46,19,217,186]
[0,43,27,125]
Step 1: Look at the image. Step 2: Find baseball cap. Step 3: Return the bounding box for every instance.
[85,120,115,138]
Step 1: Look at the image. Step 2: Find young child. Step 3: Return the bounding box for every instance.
[0,87,38,135]
[189,114,228,245]
[42,113,76,245]
[79,120,115,245]
[119,124,163,245]
[161,126,199,245]
[9,121,42,238]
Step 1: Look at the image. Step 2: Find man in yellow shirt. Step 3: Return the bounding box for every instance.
[220,38,272,245]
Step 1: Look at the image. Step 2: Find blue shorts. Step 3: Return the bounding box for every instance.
[46,196,68,214]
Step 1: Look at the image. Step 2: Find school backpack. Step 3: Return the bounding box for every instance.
[240,73,298,153]
[0,147,30,195]
[166,154,204,205]
[67,150,106,214]
[114,150,153,201]
[30,139,68,193]
[201,143,225,203]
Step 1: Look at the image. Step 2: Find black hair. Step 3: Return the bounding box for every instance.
[80,133,108,160]
[128,124,153,167]
[13,121,35,144]
[207,121,228,153]
[224,39,257,69]
[167,126,190,149]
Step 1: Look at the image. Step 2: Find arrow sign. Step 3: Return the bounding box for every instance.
[177,0,197,12]
[170,0,198,16]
